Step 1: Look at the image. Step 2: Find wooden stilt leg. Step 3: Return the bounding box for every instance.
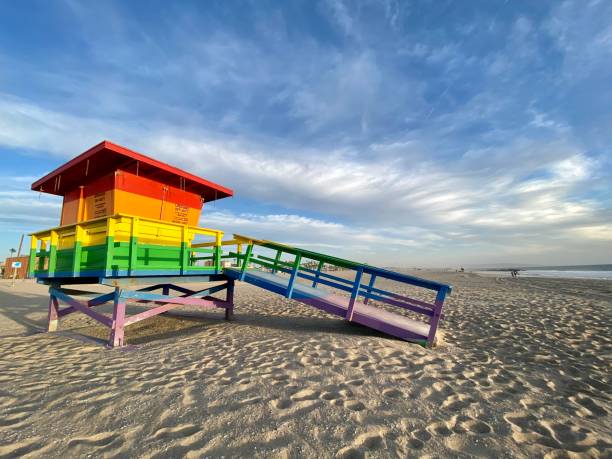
[109,288,126,347]
[47,294,59,332]
[225,279,235,321]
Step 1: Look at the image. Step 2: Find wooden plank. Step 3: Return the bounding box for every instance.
[346,267,364,321]
[214,232,222,272]
[240,244,253,281]
[286,253,302,299]
[363,273,376,304]
[226,268,435,344]
[427,287,448,345]
[180,224,188,275]
[272,250,282,273]
[28,236,38,277]
[51,288,113,327]
[363,266,451,293]
[47,230,58,277]
[72,225,84,276]
[128,217,139,275]
[123,297,230,326]
[104,217,115,276]
[312,260,324,287]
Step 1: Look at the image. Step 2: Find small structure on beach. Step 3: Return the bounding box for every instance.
[29,141,451,347]
[2,256,29,280]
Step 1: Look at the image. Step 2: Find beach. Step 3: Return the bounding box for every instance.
[0,271,610,458]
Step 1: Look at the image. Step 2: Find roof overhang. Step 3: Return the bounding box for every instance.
[31,140,233,202]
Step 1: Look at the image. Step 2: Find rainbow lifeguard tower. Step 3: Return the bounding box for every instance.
[29,141,451,347]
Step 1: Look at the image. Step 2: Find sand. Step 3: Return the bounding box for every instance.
[0,271,610,458]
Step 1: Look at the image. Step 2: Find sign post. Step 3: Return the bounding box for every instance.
[10,235,24,287]
[10,261,22,287]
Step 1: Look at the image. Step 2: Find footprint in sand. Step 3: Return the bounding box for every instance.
[441,393,474,410]
[335,429,386,458]
[335,446,364,459]
[406,438,424,450]
[462,419,492,435]
[426,421,453,437]
[321,390,341,400]
[290,388,319,401]
[271,398,292,409]
[412,429,431,442]
[445,436,502,457]
[382,388,403,398]
[504,411,562,449]
[344,400,365,412]
[354,430,386,449]
[346,379,364,386]
[540,420,599,450]
[424,381,455,402]
[569,393,607,418]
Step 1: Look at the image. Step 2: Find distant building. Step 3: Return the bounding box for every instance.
[3,256,30,279]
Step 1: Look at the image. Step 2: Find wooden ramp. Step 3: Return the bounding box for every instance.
[191,234,452,346]
[225,268,437,345]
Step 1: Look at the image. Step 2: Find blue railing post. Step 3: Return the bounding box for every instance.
[240,244,253,281]
[427,286,448,346]
[363,273,376,304]
[286,253,302,299]
[312,259,324,288]
[346,267,364,321]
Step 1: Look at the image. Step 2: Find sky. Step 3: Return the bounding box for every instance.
[0,0,611,267]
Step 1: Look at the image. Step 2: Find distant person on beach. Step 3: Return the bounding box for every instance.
[511,269,519,278]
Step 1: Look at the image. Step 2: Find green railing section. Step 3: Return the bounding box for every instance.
[214,234,451,311]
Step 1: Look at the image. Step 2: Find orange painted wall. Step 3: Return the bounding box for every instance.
[60,189,81,225]
[60,170,204,226]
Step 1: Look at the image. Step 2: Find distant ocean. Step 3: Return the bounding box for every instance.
[475,264,612,280]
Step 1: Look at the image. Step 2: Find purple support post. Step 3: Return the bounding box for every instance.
[427,287,448,346]
[109,288,126,347]
[47,294,59,332]
[363,273,376,305]
[225,279,235,320]
[346,267,364,322]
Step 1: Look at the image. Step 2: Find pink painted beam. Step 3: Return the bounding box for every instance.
[47,295,59,332]
[123,298,230,326]
[58,291,115,316]
[51,288,113,327]
[109,295,126,347]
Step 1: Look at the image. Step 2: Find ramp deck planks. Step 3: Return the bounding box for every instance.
[226,268,431,342]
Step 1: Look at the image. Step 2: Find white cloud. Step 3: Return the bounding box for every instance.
[200,209,447,265]
[0,95,605,243]
[0,0,610,265]
[569,224,612,241]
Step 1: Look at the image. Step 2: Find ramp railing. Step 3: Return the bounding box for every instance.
[197,234,451,345]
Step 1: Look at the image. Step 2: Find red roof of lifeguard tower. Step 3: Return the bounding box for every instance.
[31,140,233,201]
